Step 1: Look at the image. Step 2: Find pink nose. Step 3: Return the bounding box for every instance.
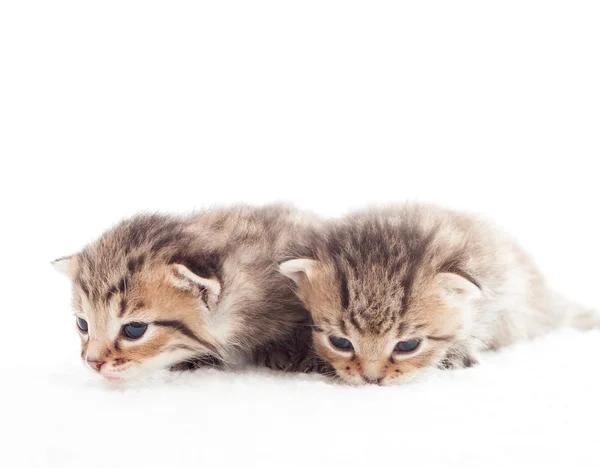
[87,359,105,372]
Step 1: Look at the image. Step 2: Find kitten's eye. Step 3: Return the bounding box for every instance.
[122,322,148,340]
[329,336,354,351]
[394,339,421,353]
[76,318,88,333]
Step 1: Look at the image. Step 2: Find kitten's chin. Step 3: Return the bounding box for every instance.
[100,367,140,382]
[103,352,199,382]
[103,374,124,382]
[99,366,162,383]
[333,371,366,386]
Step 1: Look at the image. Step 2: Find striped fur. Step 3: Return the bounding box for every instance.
[54,204,322,381]
[281,203,599,385]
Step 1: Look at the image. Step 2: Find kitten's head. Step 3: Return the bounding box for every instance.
[53,215,226,382]
[279,257,482,385]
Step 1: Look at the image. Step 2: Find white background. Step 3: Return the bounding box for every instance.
[1,1,599,467]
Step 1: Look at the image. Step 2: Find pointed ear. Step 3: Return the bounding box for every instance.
[436,272,482,305]
[51,255,78,279]
[279,258,319,285]
[170,263,221,310]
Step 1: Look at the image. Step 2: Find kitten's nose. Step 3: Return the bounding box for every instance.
[363,376,384,385]
[87,358,105,372]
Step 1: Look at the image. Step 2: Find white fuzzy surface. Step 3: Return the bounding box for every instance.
[2,1,600,467]
[2,329,599,468]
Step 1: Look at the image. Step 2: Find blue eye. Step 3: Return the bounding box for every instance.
[394,339,421,353]
[76,318,88,333]
[329,336,354,351]
[123,322,148,339]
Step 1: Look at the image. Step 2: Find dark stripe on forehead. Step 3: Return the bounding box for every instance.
[151,232,186,253]
[127,255,146,274]
[154,320,219,354]
[338,319,348,336]
[338,269,350,310]
[118,298,146,318]
[104,276,128,303]
[399,226,438,314]
[374,314,394,335]
[379,321,394,335]
[117,277,127,294]
[118,297,127,317]
[77,281,90,299]
[348,310,362,332]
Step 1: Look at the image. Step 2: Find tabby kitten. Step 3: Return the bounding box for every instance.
[54,204,320,381]
[280,204,599,385]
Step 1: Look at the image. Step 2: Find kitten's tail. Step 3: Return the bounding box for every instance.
[569,305,600,331]
[553,293,600,331]
[541,290,599,331]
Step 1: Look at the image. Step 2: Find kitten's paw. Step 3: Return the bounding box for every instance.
[252,345,293,371]
[253,344,323,373]
[438,350,479,370]
[253,321,322,373]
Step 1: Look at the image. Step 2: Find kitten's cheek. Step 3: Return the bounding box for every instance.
[80,341,89,360]
[337,369,364,386]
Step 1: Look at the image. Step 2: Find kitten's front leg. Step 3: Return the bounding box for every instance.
[253,338,323,373]
[253,321,327,373]
[170,354,224,371]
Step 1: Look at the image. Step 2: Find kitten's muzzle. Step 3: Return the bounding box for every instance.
[362,375,383,385]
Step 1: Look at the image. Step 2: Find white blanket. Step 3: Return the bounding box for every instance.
[3,329,598,468]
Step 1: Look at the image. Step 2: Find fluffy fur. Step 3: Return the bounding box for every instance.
[280,203,599,385]
[54,204,322,381]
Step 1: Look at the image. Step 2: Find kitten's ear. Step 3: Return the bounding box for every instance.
[279,258,319,285]
[170,263,221,310]
[436,272,482,305]
[51,255,78,279]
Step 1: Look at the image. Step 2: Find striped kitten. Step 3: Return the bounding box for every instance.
[280,204,599,385]
[54,204,320,381]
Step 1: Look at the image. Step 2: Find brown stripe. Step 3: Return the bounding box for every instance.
[427,335,455,342]
[400,227,439,314]
[338,319,348,336]
[127,255,146,274]
[348,310,362,331]
[118,297,128,317]
[118,298,146,318]
[336,266,349,310]
[104,276,128,304]
[78,281,90,299]
[154,320,219,354]
[378,313,394,335]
